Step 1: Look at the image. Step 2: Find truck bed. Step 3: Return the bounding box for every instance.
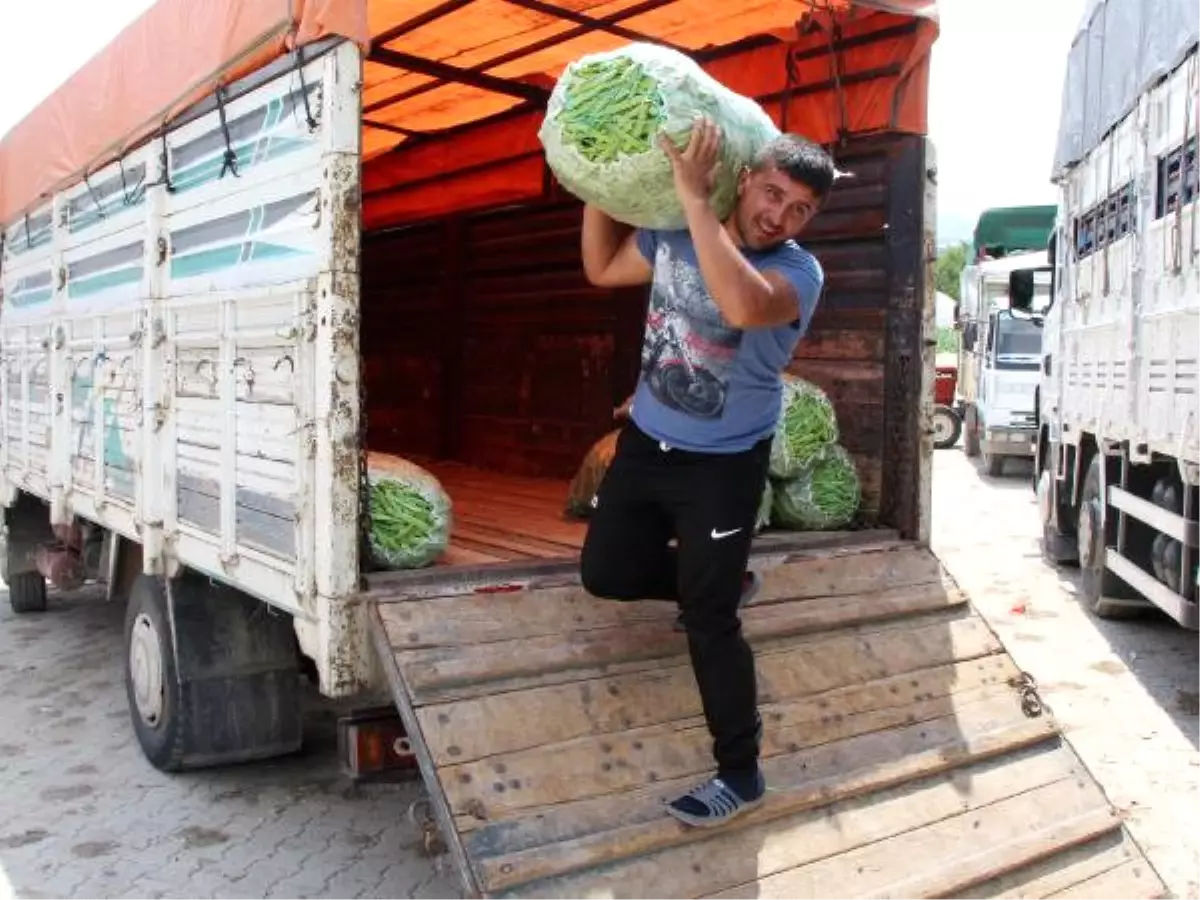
[368,453,585,566]
[366,538,1166,898]
[369,453,834,569]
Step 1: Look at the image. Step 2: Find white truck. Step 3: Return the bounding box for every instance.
[1015,0,1198,627]
[956,250,1048,475]
[0,3,1170,896]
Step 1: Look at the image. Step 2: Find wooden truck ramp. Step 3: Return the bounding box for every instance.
[367,535,1166,898]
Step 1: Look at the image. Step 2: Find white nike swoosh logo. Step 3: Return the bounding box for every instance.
[711,527,743,540]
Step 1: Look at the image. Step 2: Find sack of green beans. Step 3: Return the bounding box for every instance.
[366,459,453,570]
[768,374,840,480]
[538,42,780,229]
[772,443,862,531]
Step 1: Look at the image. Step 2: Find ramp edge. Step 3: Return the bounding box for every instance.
[367,602,483,899]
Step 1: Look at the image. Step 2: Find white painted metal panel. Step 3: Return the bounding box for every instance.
[1048,47,1199,466]
[0,40,364,697]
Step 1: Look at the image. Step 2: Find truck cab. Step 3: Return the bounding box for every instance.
[957,249,1049,475]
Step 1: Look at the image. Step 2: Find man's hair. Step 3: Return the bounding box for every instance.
[750,134,837,202]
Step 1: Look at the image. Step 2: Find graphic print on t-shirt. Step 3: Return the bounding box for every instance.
[640,242,742,420]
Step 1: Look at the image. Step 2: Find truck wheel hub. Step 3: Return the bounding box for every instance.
[130,613,165,727]
[1037,469,1055,525]
[932,410,954,444]
[1078,499,1100,568]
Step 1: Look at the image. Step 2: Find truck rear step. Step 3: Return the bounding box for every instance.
[367,538,1165,899]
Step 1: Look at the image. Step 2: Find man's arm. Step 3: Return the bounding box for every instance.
[659,120,801,329]
[681,200,802,328]
[581,205,653,288]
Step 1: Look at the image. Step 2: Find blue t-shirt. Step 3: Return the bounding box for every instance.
[629,228,823,454]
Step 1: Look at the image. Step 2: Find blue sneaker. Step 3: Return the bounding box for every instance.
[674,570,761,633]
[665,773,765,828]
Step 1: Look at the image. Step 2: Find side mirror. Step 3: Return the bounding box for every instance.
[1047,230,1057,299]
[1009,269,1036,312]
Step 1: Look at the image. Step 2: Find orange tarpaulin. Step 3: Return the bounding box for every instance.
[362,6,939,228]
[0,0,937,228]
[0,0,367,226]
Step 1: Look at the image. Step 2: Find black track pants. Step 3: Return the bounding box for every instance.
[580,422,770,778]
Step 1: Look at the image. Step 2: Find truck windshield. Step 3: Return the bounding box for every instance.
[994,312,1042,367]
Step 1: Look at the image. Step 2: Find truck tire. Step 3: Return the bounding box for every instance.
[8,571,48,613]
[4,492,54,612]
[963,405,981,457]
[1077,456,1150,619]
[1037,466,1078,566]
[125,574,187,771]
[124,571,304,772]
[932,405,962,449]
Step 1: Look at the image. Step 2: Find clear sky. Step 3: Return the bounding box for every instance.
[0,0,158,135]
[1,0,1086,246]
[928,0,1087,246]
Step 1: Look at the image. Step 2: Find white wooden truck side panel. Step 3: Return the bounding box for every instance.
[1050,48,1199,469]
[0,42,366,697]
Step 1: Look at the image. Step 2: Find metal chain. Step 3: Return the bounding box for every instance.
[1009,671,1045,718]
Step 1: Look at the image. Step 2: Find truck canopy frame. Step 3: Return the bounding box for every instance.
[1,0,939,229]
[1052,0,1199,180]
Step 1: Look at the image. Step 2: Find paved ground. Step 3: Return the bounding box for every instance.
[931,449,1199,900]
[0,449,1196,899]
[0,593,458,900]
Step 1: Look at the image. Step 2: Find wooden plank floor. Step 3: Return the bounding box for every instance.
[368,455,584,567]
[368,540,1168,899]
[369,455,853,570]
[428,461,586,567]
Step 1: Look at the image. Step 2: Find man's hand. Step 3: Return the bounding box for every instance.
[659,117,723,208]
[660,118,802,330]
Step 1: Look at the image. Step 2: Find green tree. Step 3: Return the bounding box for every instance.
[935,242,969,301]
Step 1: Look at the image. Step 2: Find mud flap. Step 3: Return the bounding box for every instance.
[167,574,304,768]
[366,537,1166,899]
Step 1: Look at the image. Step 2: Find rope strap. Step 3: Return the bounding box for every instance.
[216,86,240,180]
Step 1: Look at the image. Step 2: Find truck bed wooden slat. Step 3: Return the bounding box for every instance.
[386,586,982,704]
[708,782,1117,900]
[380,543,944,648]
[1046,859,1166,899]
[445,684,1028,825]
[483,719,1063,897]
[366,540,1166,898]
[960,830,1156,900]
[419,655,1016,769]
[462,715,1056,866]
[493,737,1074,899]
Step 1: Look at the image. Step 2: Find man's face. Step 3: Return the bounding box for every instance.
[733,163,821,251]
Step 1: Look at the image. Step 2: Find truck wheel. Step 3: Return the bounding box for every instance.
[124,574,186,771]
[1077,456,1149,619]
[4,492,54,613]
[1037,468,1078,566]
[8,571,48,613]
[932,405,962,449]
[123,570,303,772]
[963,406,981,457]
